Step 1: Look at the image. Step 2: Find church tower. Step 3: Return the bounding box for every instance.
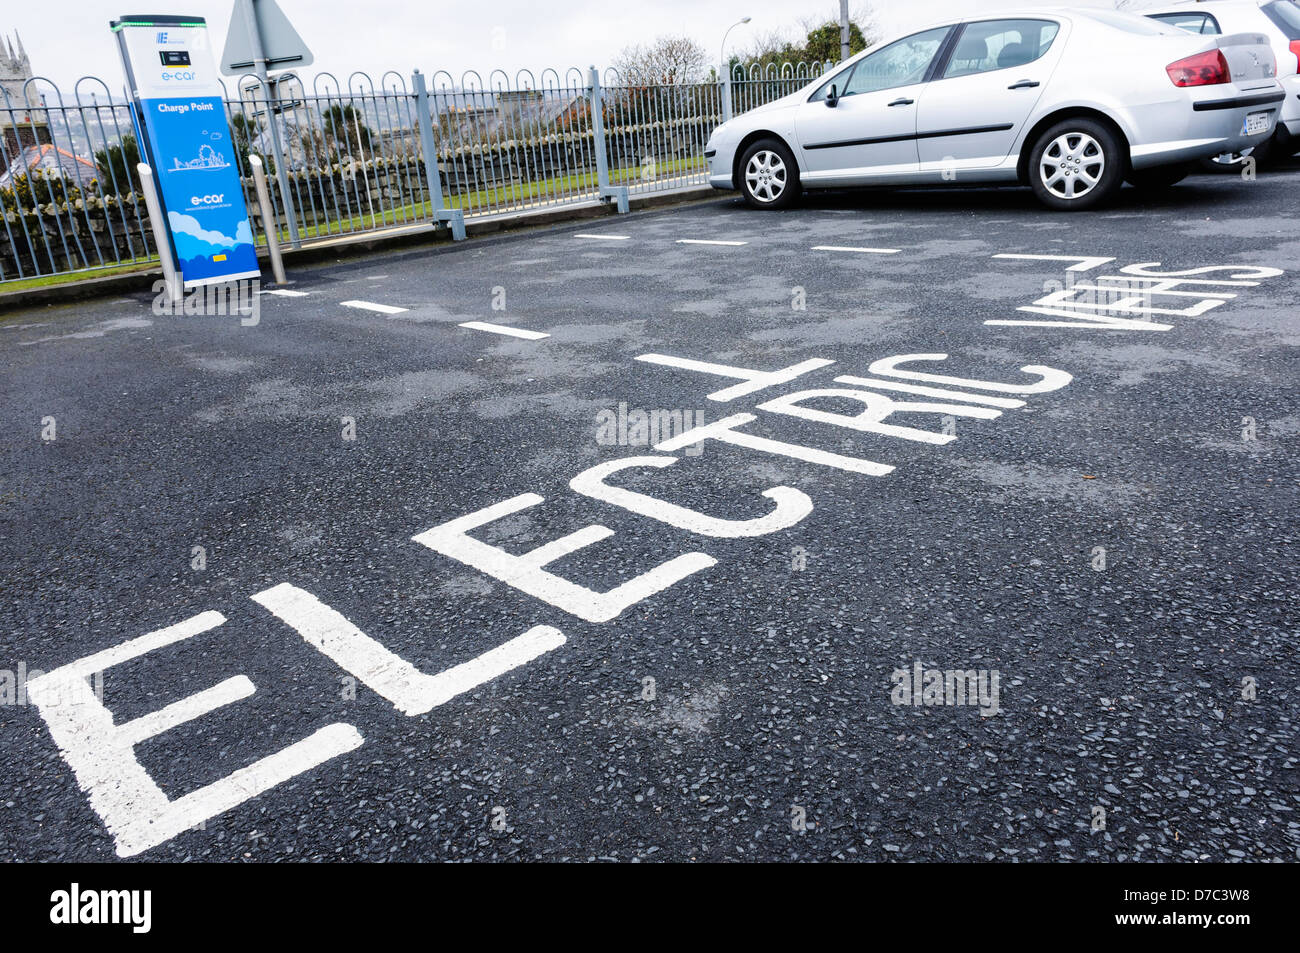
[0,31,49,157]
[0,32,41,113]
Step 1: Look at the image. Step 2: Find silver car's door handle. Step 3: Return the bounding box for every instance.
[1008,80,1040,90]
[888,97,915,106]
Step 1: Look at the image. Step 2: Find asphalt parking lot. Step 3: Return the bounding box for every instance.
[1,166,1297,862]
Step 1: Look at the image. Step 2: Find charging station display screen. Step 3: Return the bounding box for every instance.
[113,15,259,288]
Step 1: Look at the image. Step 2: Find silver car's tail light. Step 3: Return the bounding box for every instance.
[1166,49,1232,87]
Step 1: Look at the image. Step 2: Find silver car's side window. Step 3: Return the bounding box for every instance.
[810,66,857,102]
[940,19,1061,79]
[842,27,952,96]
[809,26,951,100]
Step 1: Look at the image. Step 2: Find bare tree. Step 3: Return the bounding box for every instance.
[613,35,710,85]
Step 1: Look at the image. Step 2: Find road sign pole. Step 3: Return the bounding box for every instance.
[839,0,850,62]
[235,0,301,249]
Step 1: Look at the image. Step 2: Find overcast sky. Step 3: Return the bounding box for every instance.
[6,0,1132,91]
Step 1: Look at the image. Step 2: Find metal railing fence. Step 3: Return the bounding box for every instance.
[728,60,830,116]
[0,59,827,285]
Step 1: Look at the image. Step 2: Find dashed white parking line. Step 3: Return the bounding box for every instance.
[458,321,550,340]
[340,300,408,315]
[676,239,747,246]
[812,245,900,255]
[574,233,630,241]
[260,289,309,297]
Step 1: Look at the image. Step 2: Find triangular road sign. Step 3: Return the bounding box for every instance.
[221,0,314,75]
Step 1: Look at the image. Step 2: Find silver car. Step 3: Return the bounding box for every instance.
[705,6,1284,210]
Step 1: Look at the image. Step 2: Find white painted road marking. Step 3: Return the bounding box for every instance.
[1093,275,1237,296]
[26,609,363,857]
[340,300,408,315]
[261,289,309,297]
[569,456,814,538]
[251,583,566,715]
[812,245,900,255]
[833,375,1027,409]
[114,676,256,748]
[993,254,1116,272]
[458,321,550,340]
[655,412,895,476]
[988,260,1285,331]
[28,340,1088,855]
[635,354,835,403]
[757,388,1000,445]
[418,626,568,709]
[413,493,716,624]
[676,239,747,246]
[574,233,630,241]
[867,353,1072,394]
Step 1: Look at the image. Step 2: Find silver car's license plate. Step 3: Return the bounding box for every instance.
[1244,111,1273,136]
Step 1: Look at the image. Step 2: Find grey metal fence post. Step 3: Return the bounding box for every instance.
[412,69,466,240]
[233,0,302,249]
[720,67,733,123]
[587,65,628,214]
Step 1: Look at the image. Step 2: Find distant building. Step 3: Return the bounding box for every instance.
[0,31,50,159]
[0,143,97,190]
[436,89,587,143]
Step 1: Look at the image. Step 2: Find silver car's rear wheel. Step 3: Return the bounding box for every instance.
[745,150,788,204]
[1039,132,1105,201]
[1027,119,1123,211]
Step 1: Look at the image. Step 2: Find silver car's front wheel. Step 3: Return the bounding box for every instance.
[737,138,799,209]
[1039,132,1105,201]
[745,150,788,204]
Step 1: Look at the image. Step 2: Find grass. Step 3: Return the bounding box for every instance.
[1,158,708,292]
[275,156,706,241]
[1,256,160,293]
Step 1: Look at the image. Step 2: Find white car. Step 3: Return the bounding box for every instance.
[1143,0,1300,163]
[705,7,1284,210]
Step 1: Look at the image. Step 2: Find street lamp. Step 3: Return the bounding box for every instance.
[720,16,752,76]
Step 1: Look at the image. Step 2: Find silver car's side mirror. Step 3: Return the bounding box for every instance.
[825,84,838,108]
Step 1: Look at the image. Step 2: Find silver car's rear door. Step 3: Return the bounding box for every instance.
[915,16,1067,173]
